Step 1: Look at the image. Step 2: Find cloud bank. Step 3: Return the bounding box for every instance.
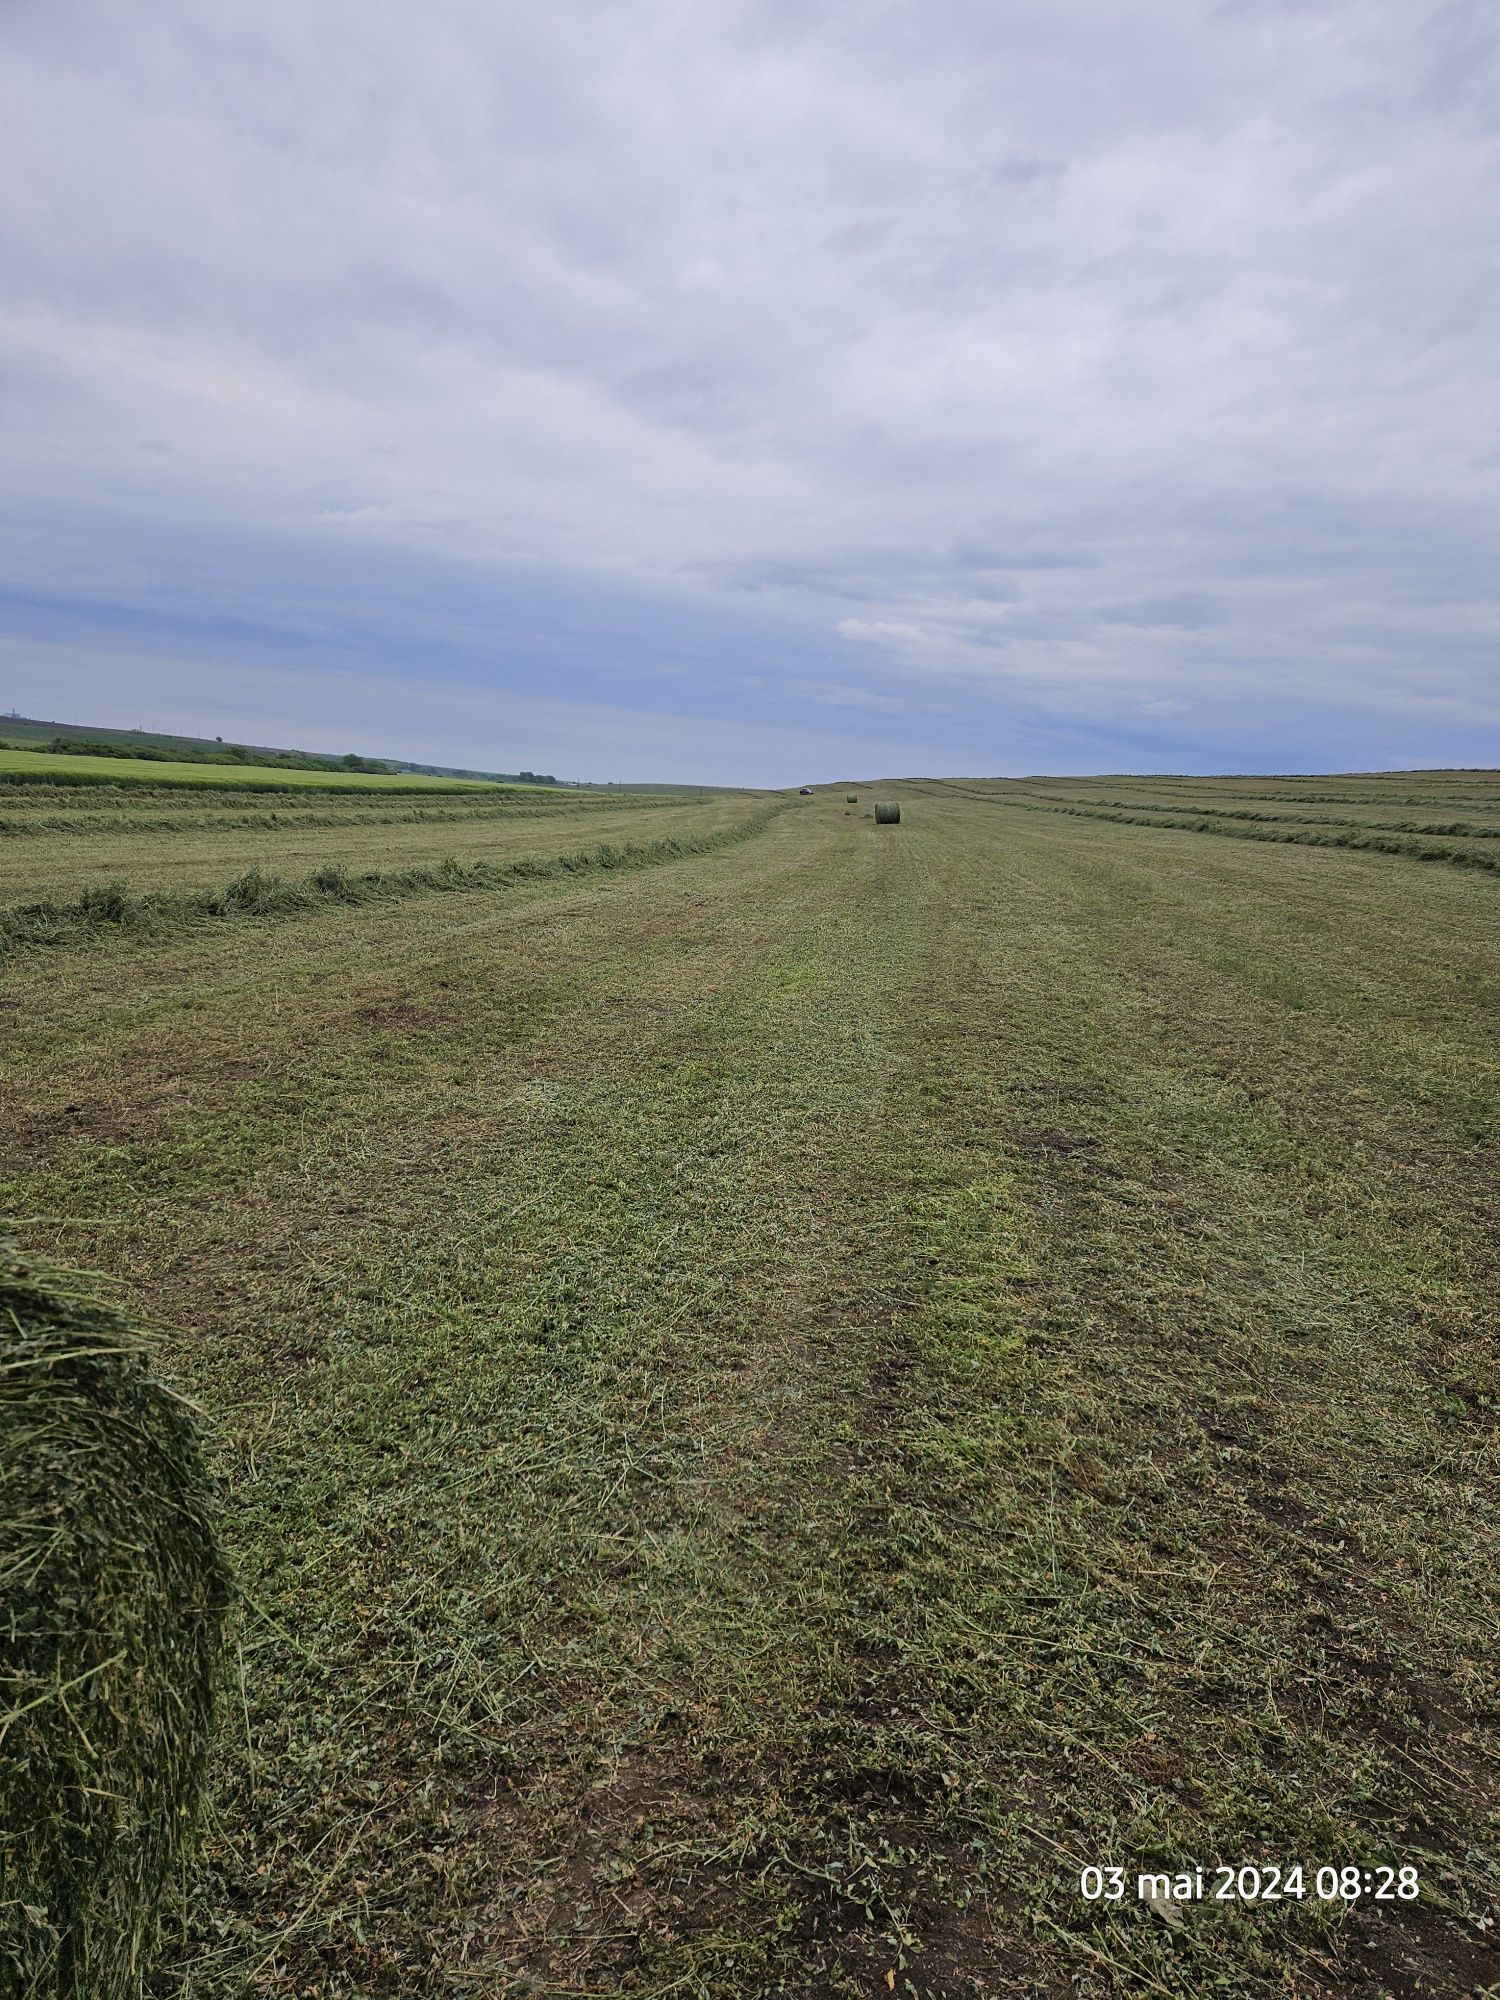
[1,0,1496,779]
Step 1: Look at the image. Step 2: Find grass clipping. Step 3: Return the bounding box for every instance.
[0,1241,229,1998]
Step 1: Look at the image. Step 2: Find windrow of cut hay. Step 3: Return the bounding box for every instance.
[0,794,677,840]
[959,790,1500,874]
[0,803,785,956]
[1012,792,1500,838]
[0,763,504,795]
[1054,781,1500,807]
[0,1241,230,1999]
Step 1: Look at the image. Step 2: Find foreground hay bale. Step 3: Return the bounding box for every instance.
[0,1243,229,1999]
[874,802,901,825]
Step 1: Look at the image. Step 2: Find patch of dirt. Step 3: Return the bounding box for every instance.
[463,1743,763,1993]
[787,1825,1044,2000]
[1010,1127,1102,1156]
[1337,1898,1499,1999]
[7,1083,190,1157]
[348,996,457,1033]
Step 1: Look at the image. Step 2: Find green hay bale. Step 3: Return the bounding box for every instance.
[846,794,857,803]
[874,802,901,825]
[0,1242,230,1998]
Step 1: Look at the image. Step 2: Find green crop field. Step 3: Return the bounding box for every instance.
[3,772,1497,1997]
[0,746,526,792]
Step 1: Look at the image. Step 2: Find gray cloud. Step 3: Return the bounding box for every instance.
[1100,594,1226,631]
[966,155,1069,192]
[1,0,1497,763]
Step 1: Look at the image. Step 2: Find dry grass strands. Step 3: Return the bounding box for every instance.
[0,1242,230,1999]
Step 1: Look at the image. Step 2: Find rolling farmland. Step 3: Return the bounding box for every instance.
[3,772,1497,1997]
[0,747,535,792]
[0,783,734,902]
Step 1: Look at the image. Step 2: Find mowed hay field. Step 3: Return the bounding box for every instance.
[965,772,1500,873]
[0,783,732,900]
[0,747,512,790]
[2,774,1497,1999]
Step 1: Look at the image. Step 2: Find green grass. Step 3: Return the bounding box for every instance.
[0,792,748,902]
[0,748,526,793]
[0,802,782,954]
[1,774,1496,1997]
[938,774,1500,874]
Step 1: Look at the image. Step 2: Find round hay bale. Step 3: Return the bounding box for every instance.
[845,794,857,803]
[0,1241,230,1998]
[874,802,901,825]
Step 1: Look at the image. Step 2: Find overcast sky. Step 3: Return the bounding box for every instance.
[2,0,1496,782]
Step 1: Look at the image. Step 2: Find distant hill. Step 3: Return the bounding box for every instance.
[386,757,563,784]
[0,714,562,785]
[0,712,739,793]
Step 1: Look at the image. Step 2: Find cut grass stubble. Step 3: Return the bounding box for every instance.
[1,779,1495,1998]
[0,804,783,955]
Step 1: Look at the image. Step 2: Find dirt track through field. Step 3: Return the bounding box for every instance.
[3,783,1497,1997]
